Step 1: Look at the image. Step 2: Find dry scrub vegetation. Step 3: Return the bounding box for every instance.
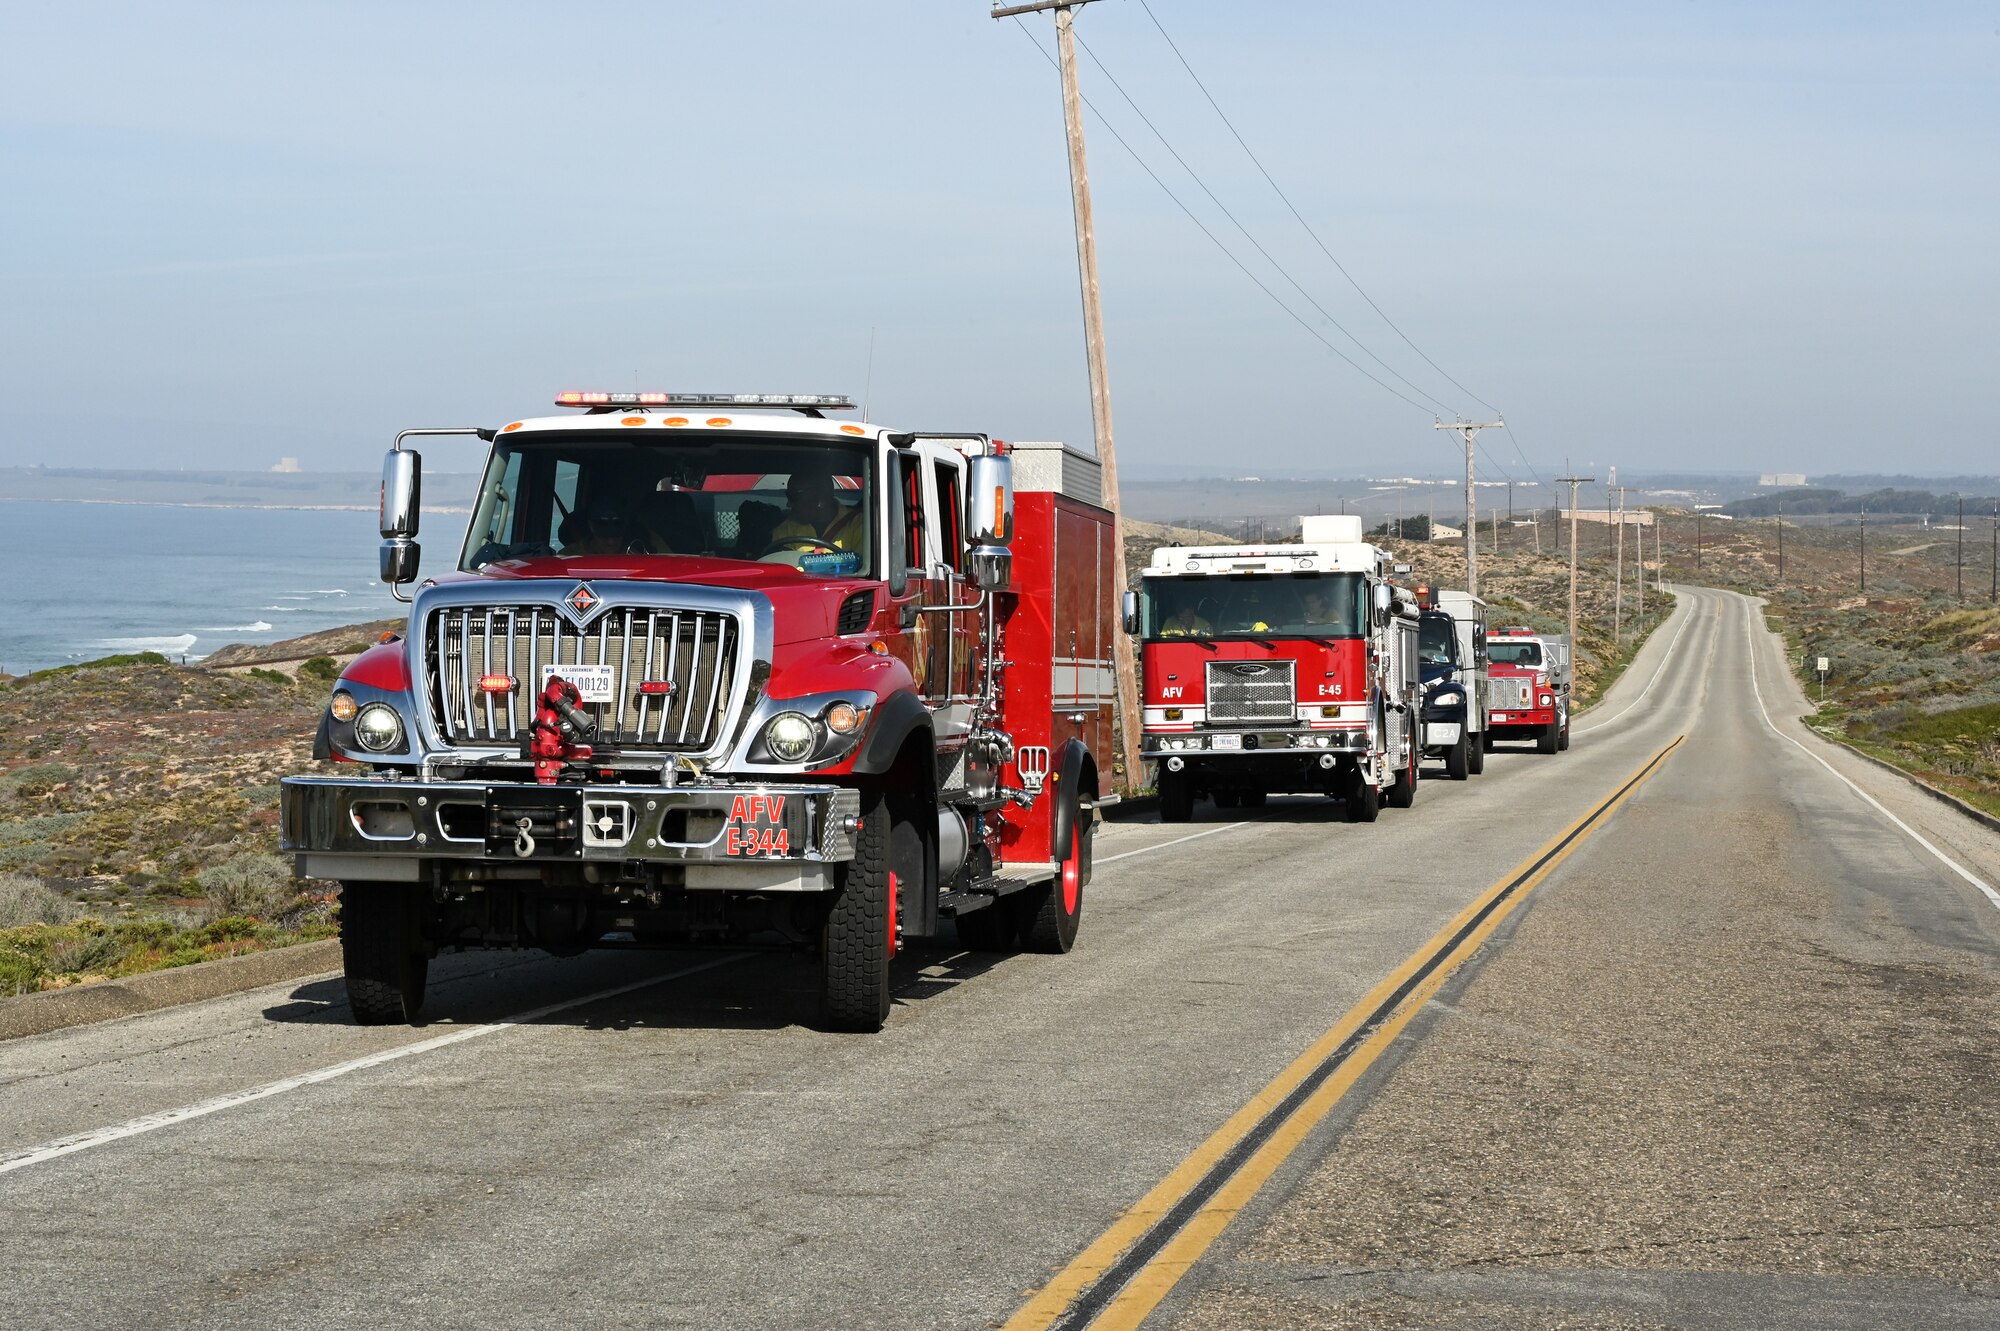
[0,653,342,995]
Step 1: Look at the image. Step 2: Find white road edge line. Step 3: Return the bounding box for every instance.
[1738,593,2000,910]
[0,953,746,1177]
[1096,819,1260,866]
[1574,583,1697,735]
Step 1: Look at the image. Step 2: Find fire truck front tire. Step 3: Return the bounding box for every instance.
[1017,810,1088,954]
[1385,744,1419,809]
[1444,730,1470,780]
[822,785,894,1032]
[339,883,428,1026]
[1467,732,1486,774]
[1559,718,1572,751]
[1538,722,1560,755]
[1159,770,1194,824]
[1346,772,1381,824]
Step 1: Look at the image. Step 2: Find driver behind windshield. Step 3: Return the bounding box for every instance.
[773,469,861,550]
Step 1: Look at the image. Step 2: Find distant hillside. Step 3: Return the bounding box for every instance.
[0,466,477,512]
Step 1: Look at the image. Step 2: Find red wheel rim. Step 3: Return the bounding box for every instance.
[1061,827,1081,914]
[886,871,899,958]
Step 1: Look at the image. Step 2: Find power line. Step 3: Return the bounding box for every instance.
[1070,30,1460,419]
[1136,0,1503,418]
[1010,17,1448,423]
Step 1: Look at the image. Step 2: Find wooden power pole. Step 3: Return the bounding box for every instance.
[993,0,1143,793]
[1436,420,1505,597]
[1609,485,1633,644]
[1557,475,1595,665]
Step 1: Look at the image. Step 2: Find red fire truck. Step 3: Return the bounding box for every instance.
[280,394,1115,1032]
[1485,626,1570,754]
[1126,515,1422,823]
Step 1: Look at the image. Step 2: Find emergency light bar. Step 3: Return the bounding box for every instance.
[554,391,854,411]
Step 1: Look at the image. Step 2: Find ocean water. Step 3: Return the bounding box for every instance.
[0,500,421,674]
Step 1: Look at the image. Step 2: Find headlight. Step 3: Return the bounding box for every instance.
[1433,692,1463,708]
[1540,692,1554,707]
[353,702,404,753]
[762,712,815,763]
[329,690,358,723]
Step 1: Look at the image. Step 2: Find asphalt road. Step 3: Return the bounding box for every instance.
[4,586,1995,1330]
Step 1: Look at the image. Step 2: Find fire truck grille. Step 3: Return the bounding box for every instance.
[1204,660,1296,726]
[1492,677,1534,710]
[428,606,741,752]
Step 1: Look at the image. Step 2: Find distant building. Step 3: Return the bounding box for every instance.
[1758,473,1807,487]
[272,457,302,474]
[1429,523,1463,540]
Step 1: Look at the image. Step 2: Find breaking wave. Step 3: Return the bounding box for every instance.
[199,621,274,633]
[96,633,199,655]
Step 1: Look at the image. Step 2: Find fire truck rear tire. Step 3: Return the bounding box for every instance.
[339,884,428,1027]
[1537,722,1560,755]
[821,785,893,1032]
[1159,771,1194,824]
[1445,731,1470,780]
[1467,732,1486,774]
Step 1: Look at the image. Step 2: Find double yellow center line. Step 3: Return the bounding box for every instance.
[1008,734,1688,1331]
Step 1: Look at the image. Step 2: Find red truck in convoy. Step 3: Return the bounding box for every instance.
[1127,515,1422,824]
[1484,625,1571,754]
[281,394,1114,1032]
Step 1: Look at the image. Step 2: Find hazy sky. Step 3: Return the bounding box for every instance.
[2,2,1994,486]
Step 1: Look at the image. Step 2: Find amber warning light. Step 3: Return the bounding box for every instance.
[554,392,854,410]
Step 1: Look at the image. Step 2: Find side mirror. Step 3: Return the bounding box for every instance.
[380,448,422,595]
[964,450,1015,591]
[1121,589,1140,636]
[1372,582,1393,619]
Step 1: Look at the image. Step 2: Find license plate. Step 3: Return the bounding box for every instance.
[1211,733,1242,751]
[1492,713,1508,722]
[542,663,616,703]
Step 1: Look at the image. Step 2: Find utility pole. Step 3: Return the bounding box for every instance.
[1556,475,1595,672]
[1635,509,1645,621]
[1695,508,1702,569]
[1436,420,1504,597]
[1776,498,1784,583]
[1992,505,1997,602]
[1957,495,1964,598]
[993,0,1141,792]
[1859,509,1867,594]
[1609,485,1632,644]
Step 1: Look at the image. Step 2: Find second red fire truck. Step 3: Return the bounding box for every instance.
[1485,626,1571,753]
[1128,515,1422,823]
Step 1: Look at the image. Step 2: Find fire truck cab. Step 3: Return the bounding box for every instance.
[1416,585,1488,780]
[1485,626,1571,754]
[1127,515,1421,824]
[281,393,1114,1033]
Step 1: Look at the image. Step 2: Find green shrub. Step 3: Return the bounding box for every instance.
[0,873,75,927]
[195,853,294,923]
[299,656,340,682]
[247,667,291,686]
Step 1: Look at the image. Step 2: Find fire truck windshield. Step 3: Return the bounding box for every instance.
[1419,615,1457,666]
[459,433,876,572]
[1488,640,1544,666]
[1141,573,1366,639]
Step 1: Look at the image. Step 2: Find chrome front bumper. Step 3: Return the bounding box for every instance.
[280,775,859,888]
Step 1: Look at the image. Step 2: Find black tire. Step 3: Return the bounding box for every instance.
[1346,773,1381,823]
[1467,730,1487,774]
[1385,740,1418,809]
[822,785,894,1032]
[1558,718,1572,751]
[1017,801,1088,954]
[1238,790,1267,809]
[1537,721,1560,755]
[1445,730,1470,780]
[340,883,428,1026]
[955,900,1016,951]
[1159,769,1194,824]
[1482,730,1495,754]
